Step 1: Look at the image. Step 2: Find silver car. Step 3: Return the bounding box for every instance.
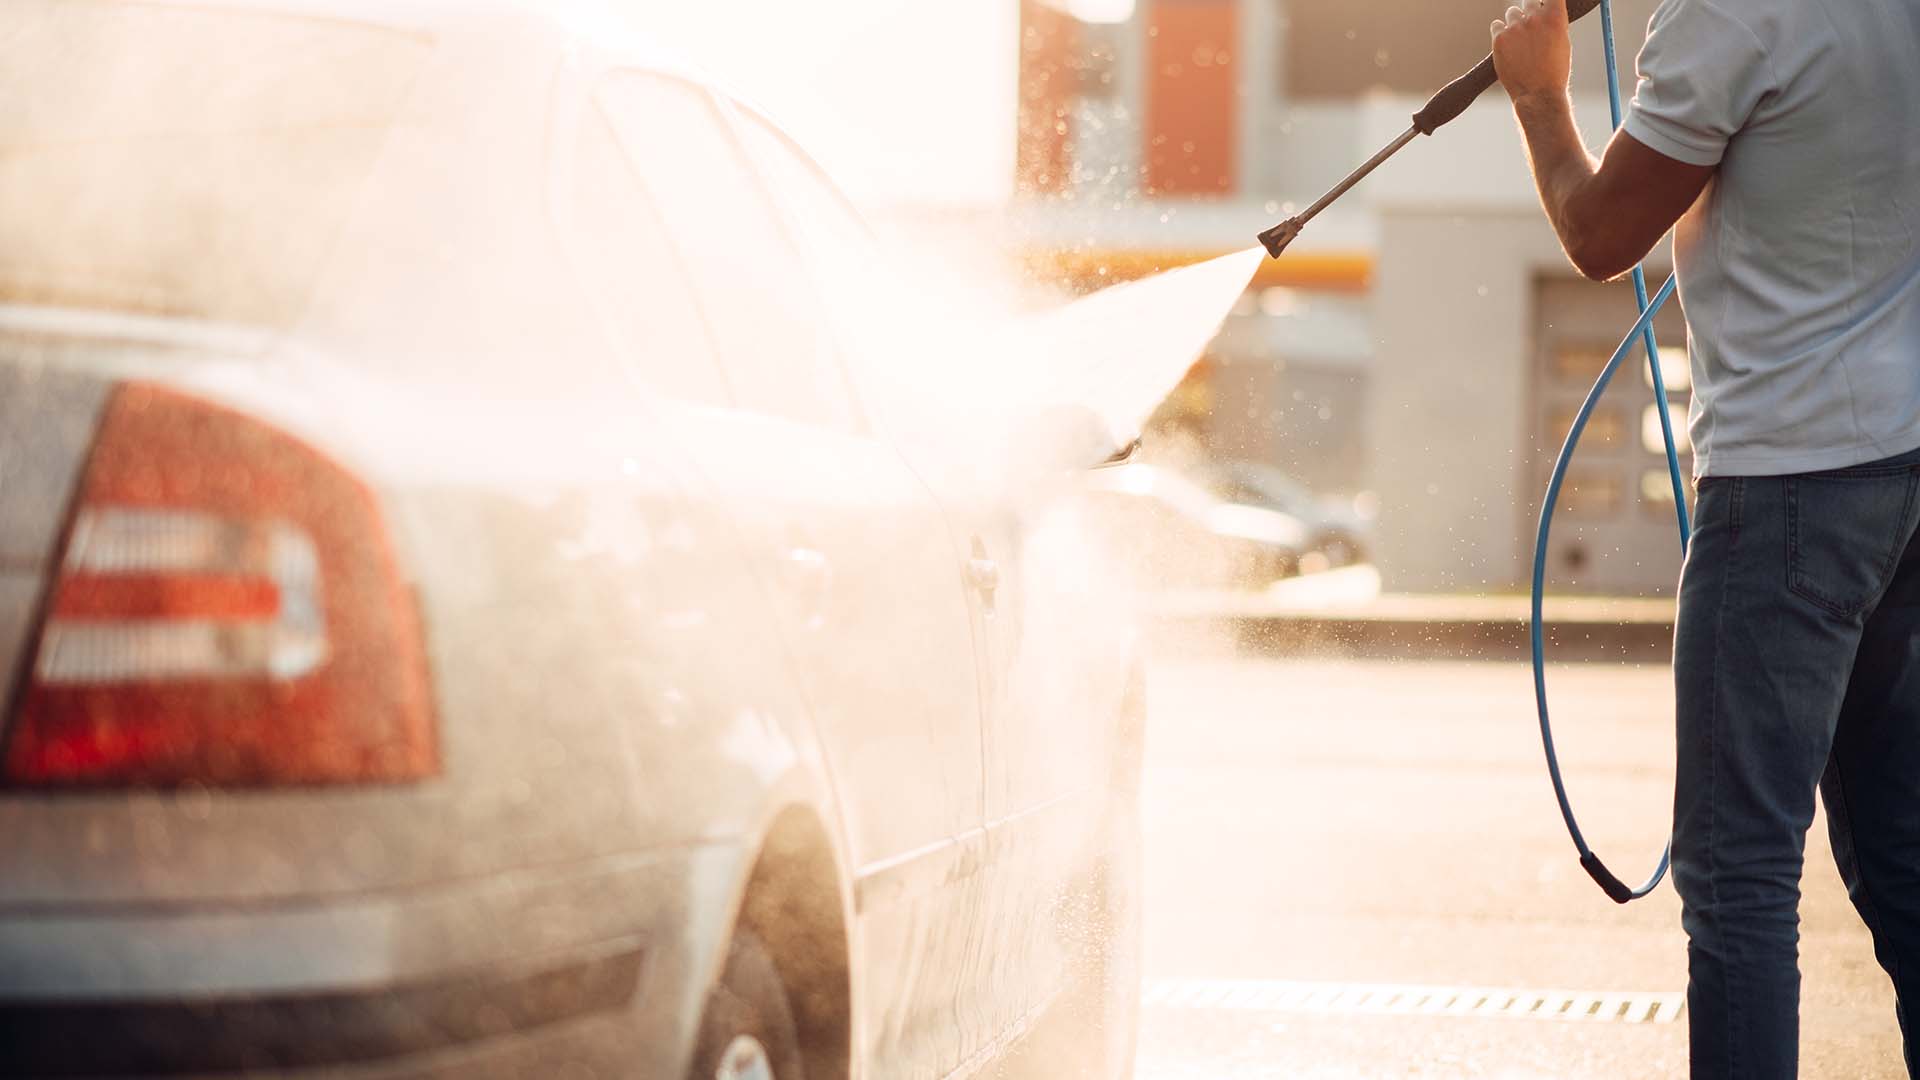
[1082,464,1310,590]
[0,3,1154,1076]
[1188,460,1375,570]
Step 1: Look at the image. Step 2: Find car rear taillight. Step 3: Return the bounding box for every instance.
[3,383,437,787]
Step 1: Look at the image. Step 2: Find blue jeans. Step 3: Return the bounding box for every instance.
[1675,444,1920,1079]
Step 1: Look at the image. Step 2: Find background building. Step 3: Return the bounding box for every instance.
[1016,0,1691,595]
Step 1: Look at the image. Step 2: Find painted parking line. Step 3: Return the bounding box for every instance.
[1143,979,1685,1024]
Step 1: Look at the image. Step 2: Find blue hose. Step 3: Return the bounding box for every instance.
[1529,0,1691,904]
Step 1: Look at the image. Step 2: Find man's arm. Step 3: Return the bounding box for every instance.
[1491,0,1715,281]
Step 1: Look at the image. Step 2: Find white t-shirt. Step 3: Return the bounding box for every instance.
[1623,0,1920,477]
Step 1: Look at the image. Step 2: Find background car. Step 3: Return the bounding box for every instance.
[1187,459,1376,570]
[1080,463,1309,591]
[0,2,1263,1076]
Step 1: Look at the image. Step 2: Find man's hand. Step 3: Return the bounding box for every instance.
[1492,0,1573,104]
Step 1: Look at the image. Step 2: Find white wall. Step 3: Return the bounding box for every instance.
[1368,209,1552,592]
[1362,89,1673,591]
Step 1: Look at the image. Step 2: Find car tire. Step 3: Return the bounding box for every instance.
[688,926,808,1080]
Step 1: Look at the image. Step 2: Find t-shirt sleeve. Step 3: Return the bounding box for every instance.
[1622,0,1776,167]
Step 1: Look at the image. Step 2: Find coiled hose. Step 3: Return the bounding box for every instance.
[1529,0,1690,904]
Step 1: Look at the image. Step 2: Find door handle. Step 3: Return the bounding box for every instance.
[966,556,999,614]
[782,546,833,630]
[966,535,999,614]
[966,557,1000,593]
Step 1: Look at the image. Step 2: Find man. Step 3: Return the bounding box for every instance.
[1490,0,1920,1075]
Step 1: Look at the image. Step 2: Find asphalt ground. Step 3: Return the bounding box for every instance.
[1134,654,1906,1078]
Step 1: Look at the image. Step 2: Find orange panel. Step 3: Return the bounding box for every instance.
[1022,248,1374,293]
[1145,0,1238,196]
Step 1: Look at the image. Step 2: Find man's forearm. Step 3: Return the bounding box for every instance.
[1493,0,1715,280]
[1511,90,1613,279]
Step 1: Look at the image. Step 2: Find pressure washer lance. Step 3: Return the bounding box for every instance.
[1257,0,1604,259]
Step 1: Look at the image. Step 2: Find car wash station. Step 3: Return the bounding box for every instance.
[2,1,1913,1078]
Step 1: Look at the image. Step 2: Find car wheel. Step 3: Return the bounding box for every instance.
[689,926,808,1080]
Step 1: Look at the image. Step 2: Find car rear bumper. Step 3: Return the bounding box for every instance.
[0,842,747,1078]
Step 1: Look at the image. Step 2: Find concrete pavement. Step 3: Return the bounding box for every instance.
[1134,655,1904,1078]
[1150,569,1677,662]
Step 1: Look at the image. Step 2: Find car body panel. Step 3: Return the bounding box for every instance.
[0,361,112,715]
[559,58,999,1075]
[0,841,744,1079]
[0,332,827,902]
[717,102,1161,1062]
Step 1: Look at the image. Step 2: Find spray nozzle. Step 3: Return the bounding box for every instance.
[1257,218,1302,260]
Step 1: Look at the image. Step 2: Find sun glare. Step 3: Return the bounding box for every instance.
[622,0,1017,207]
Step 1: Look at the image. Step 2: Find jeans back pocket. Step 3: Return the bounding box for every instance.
[1786,465,1920,618]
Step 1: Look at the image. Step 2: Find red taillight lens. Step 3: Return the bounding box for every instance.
[3,383,437,787]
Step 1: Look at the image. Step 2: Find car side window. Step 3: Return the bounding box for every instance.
[567,109,731,407]
[733,111,959,439]
[595,72,860,433]
[734,114,888,321]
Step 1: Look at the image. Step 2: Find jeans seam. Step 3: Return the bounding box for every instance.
[1708,489,1733,1076]
[1787,476,1801,604]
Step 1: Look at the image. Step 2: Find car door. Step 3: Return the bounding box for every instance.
[545,72,837,869]
[727,110,1127,1046]
[588,70,990,1076]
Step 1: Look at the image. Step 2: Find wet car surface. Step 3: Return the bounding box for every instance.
[0,3,1208,1076]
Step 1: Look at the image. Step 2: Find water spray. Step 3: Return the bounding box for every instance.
[1256,0,1689,905]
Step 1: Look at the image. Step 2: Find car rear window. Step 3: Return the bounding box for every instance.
[0,2,430,328]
